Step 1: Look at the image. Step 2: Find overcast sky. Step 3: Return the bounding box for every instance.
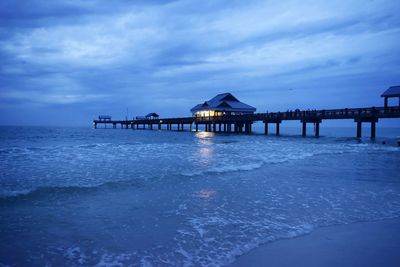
[1,0,399,126]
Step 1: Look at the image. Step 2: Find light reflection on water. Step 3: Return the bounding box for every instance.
[195,131,215,164]
[196,189,218,200]
[195,131,216,145]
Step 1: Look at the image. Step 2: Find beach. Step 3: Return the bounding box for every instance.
[231,218,400,267]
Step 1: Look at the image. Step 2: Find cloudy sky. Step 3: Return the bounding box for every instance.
[1,0,399,126]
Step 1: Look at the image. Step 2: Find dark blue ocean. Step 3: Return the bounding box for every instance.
[1,125,400,266]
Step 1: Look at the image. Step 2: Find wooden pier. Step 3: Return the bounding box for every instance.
[93,106,400,138]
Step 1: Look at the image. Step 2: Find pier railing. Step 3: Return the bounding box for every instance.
[191,106,400,123]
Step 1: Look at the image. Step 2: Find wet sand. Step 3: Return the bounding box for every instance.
[230,218,400,267]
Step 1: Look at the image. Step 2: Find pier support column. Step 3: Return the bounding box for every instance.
[213,123,216,132]
[195,124,198,132]
[150,124,153,130]
[190,123,192,132]
[264,123,268,135]
[315,122,320,137]
[371,121,376,139]
[357,121,362,138]
[223,124,227,132]
[219,123,222,132]
[158,124,161,130]
[245,123,252,134]
[302,122,307,137]
[276,123,280,136]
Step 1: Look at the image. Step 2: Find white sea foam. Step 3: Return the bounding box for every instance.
[0,189,32,198]
[95,252,132,267]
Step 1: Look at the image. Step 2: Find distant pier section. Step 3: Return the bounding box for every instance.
[93,87,400,138]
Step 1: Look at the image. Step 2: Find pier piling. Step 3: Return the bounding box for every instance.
[302,122,307,137]
[371,121,376,139]
[357,121,362,138]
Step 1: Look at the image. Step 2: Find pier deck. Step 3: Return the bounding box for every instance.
[93,106,400,138]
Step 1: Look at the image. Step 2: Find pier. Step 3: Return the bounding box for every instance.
[93,106,400,138]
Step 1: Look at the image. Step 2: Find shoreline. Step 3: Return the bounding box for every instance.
[229,218,400,267]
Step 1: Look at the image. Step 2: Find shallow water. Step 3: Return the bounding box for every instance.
[1,126,400,266]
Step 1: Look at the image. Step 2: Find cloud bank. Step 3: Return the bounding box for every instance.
[0,0,399,125]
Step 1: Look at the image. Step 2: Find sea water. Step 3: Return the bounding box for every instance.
[1,126,400,266]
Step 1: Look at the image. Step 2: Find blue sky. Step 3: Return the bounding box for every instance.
[0,0,399,126]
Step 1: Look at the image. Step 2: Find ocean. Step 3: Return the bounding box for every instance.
[1,125,400,266]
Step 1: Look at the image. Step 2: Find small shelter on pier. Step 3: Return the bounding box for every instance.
[145,113,159,119]
[98,115,111,121]
[190,93,256,117]
[381,86,400,107]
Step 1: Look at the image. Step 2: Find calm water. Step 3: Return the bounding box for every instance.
[1,126,400,266]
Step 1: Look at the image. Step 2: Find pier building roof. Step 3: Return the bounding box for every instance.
[381,86,400,97]
[146,112,159,118]
[190,93,256,114]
